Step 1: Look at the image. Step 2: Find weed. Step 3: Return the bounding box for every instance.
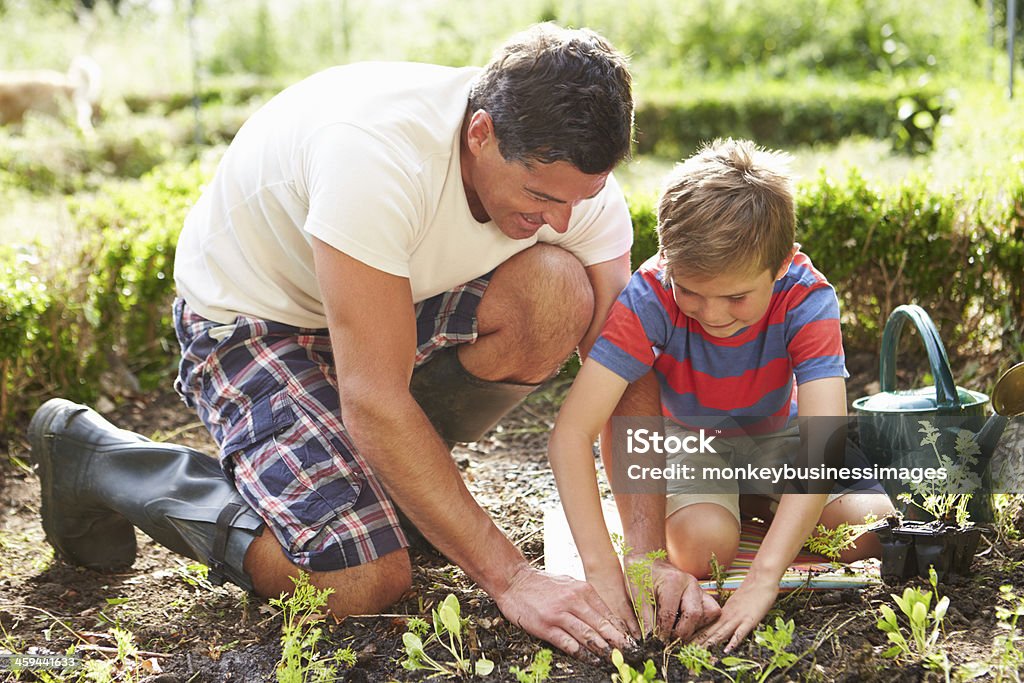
[610,648,662,682]
[509,648,552,683]
[400,593,494,677]
[176,561,215,591]
[898,421,980,526]
[876,566,951,676]
[991,585,1024,682]
[803,523,859,561]
[271,572,352,683]
[708,552,732,605]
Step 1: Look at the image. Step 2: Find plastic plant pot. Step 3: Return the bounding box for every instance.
[874,517,977,583]
[879,537,914,585]
[949,525,981,575]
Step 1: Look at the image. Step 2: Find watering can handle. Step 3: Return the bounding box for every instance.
[879,304,961,409]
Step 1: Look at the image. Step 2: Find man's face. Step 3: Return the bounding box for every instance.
[669,266,781,338]
[462,111,609,240]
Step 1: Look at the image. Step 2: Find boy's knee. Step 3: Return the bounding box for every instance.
[665,504,740,579]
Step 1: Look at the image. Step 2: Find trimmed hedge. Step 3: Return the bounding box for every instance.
[634,79,948,158]
[111,76,948,172]
[1,162,206,437]
[2,161,1022,441]
[628,170,1024,358]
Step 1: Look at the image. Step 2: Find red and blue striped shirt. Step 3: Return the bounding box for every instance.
[590,251,848,433]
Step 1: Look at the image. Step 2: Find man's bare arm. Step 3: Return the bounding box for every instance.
[312,238,629,656]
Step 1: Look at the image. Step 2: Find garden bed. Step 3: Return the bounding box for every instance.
[2,370,1023,682]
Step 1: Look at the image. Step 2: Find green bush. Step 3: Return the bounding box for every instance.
[0,161,207,438]
[634,78,948,159]
[0,115,183,195]
[3,156,1021,441]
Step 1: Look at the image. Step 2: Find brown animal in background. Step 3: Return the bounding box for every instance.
[0,56,102,133]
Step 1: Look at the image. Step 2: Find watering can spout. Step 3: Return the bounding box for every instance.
[974,415,1009,462]
[975,361,1024,464]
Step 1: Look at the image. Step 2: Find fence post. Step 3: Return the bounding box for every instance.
[1011,0,1018,98]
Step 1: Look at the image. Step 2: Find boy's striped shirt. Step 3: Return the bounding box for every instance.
[590,251,847,434]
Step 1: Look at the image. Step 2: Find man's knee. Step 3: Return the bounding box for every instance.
[245,530,412,616]
[474,244,594,378]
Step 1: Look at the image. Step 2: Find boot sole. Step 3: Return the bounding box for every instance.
[28,398,137,570]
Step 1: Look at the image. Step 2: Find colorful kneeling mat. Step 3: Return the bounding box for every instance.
[542,504,879,592]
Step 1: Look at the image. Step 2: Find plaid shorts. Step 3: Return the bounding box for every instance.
[172,275,490,572]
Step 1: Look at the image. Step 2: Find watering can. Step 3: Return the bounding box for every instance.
[853,305,998,521]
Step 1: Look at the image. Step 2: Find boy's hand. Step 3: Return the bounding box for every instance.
[625,554,721,641]
[588,567,642,639]
[694,573,779,652]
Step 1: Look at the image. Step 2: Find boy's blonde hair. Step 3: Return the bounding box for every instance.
[657,138,795,280]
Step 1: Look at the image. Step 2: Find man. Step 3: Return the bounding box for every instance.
[28,23,716,656]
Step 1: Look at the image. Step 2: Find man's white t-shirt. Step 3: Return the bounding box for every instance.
[174,62,633,328]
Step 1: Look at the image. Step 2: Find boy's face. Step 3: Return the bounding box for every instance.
[669,263,786,338]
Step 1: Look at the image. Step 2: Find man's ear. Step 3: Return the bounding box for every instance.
[774,245,799,280]
[465,110,494,156]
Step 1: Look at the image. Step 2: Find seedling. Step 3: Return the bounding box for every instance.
[610,648,661,682]
[400,593,494,677]
[271,572,354,683]
[753,617,799,681]
[676,619,801,683]
[612,533,667,637]
[898,421,981,526]
[676,642,757,682]
[176,561,215,591]
[876,566,951,675]
[509,648,552,683]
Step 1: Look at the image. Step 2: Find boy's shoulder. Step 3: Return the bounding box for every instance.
[776,249,834,297]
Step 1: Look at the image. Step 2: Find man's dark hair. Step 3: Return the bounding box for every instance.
[468,23,633,174]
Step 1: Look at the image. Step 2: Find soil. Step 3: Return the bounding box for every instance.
[2,357,1023,682]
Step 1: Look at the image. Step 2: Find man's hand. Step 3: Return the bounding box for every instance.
[695,574,778,652]
[625,554,721,641]
[493,565,636,659]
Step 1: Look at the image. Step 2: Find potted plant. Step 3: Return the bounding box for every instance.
[873,421,983,584]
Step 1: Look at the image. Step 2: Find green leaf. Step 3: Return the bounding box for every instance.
[475,656,495,676]
[442,593,461,619]
[912,600,927,626]
[439,604,461,638]
[402,631,424,656]
[934,596,950,621]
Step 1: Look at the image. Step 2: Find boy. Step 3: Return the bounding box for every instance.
[547,138,894,649]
